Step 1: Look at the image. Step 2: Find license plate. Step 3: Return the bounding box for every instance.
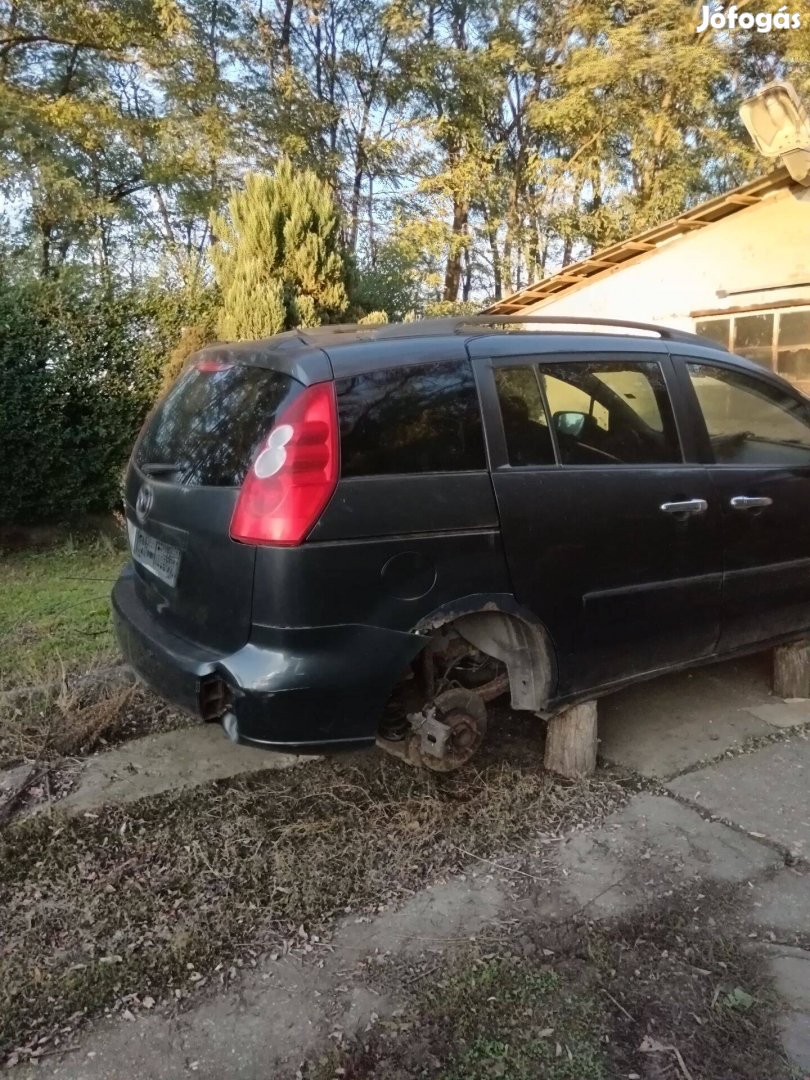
[132,528,181,587]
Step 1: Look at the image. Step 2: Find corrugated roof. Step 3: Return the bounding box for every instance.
[483,167,794,315]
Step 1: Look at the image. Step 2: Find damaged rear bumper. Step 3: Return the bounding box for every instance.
[112,566,424,750]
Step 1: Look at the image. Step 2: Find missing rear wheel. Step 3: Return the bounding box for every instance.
[377,686,487,772]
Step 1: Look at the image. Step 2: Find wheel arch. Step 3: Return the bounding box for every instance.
[411,593,557,712]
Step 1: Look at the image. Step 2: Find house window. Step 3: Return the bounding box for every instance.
[778,311,810,382]
[695,317,731,349]
[694,307,810,387]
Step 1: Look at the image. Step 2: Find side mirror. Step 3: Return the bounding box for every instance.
[554,411,587,438]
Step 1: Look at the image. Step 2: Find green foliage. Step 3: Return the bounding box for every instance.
[210,163,349,340]
[349,239,425,322]
[0,276,198,524]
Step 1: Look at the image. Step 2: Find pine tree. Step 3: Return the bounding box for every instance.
[210,162,349,340]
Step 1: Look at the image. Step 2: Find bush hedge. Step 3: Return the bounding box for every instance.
[0,277,209,525]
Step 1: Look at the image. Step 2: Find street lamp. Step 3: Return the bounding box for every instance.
[739,81,810,186]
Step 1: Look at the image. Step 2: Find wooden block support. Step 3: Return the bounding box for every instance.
[773,640,810,699]
[544,700,598,779]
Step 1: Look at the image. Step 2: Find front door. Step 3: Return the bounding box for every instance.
[480,350,723,698]
[677,357,810,652]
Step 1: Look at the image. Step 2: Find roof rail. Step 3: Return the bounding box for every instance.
[453,314,728,350]
[299,315,728,351]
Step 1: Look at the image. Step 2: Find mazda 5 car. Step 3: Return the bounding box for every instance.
[112,316,810,770]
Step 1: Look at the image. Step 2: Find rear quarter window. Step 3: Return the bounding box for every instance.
[336,359,485,476]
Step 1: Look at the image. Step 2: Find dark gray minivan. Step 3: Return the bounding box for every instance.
[113,316,810,769]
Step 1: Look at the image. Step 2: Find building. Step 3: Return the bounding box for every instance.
[484,166,810,393]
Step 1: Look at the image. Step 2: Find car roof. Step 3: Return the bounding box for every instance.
[193,317,788,391]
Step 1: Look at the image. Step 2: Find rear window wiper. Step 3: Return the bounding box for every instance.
[140,461,182,475]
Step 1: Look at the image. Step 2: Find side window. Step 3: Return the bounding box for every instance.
[336,359,485,477]
[493,366,555,466]
[541,360,681,465]
[687,363,810,466]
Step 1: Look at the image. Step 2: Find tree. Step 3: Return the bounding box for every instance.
[209,161,349,340]
[0,0,186,276]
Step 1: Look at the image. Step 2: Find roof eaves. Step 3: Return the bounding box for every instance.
[484,167,793,315]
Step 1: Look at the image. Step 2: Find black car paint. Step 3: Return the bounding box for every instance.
[112,326,810,750]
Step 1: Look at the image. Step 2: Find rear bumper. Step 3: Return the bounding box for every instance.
[111,565,423,749]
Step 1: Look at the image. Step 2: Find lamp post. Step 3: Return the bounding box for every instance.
[739,81,810,186]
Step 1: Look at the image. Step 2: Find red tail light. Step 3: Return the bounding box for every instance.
[230,382,339,546]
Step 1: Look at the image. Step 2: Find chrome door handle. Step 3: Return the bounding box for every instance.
[660,499,708,515]
[730,495,773,510]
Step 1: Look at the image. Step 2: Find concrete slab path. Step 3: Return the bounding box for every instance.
[667,735,810,858]
[598,655,775,778]
[55,725,308,814]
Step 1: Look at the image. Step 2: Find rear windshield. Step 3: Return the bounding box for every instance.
[134,361,301,487]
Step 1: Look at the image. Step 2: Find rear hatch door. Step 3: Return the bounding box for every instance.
[125,356,304,653]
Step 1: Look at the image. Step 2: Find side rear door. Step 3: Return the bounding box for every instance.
[674,354,810,652]
[472,338,723,697]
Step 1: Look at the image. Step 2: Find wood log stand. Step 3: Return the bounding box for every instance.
[543,700,598,778]
[773,640,810,699]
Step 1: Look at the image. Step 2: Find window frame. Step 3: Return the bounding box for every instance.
[672,353,810,469]
[481,351,686,471]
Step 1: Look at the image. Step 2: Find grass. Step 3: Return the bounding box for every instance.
[0,535,127,690]
[0,752,628,1065]
[309,886,794,1080]
[314,953,610,1080]
[0,532,189,770]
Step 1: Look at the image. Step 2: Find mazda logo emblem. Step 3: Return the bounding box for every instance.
[136,483,154,523]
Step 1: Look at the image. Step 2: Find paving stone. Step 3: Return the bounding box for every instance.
[750,868,810,935]
[765,946,810,1012]
[599,656,774,778]
[746,700,810,729]
[542,793,780,919]
[56,724,310,814]
[667,736,810,857]
[779,1012,810,1073]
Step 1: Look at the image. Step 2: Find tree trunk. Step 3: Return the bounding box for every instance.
[773,641,810,699]
[485,211,502,300]
[462,245,473,302]
[348,102,370,253]
[443,195,469,302]
[544,701,598,778]
[367,174,376,264]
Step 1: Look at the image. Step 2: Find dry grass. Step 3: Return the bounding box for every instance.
[0,752,628,1064]
[0,680,193,770]
[0,533,192,769]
